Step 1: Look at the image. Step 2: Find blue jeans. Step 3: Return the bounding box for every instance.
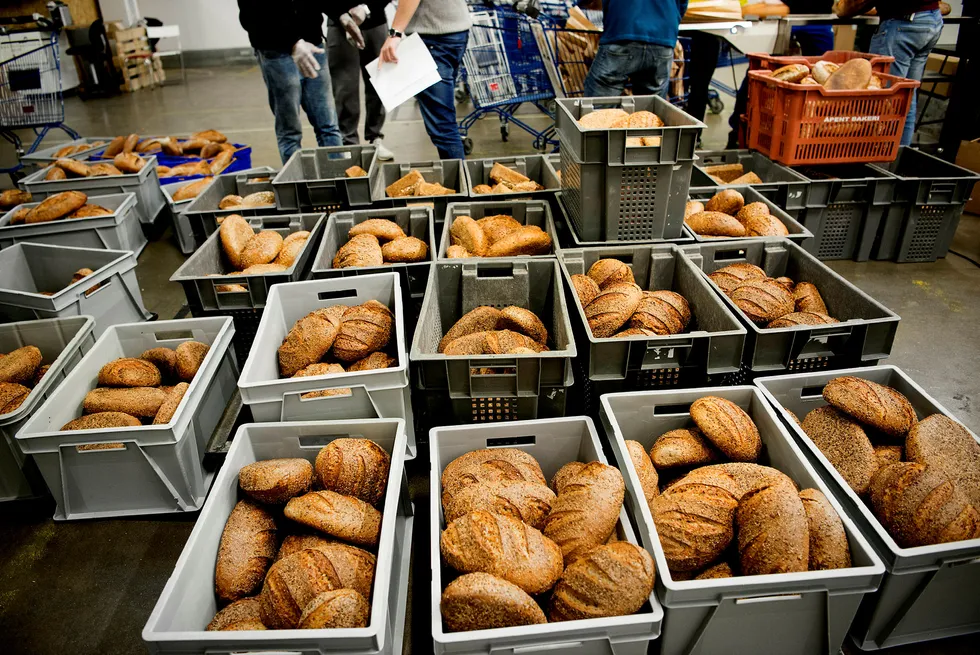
[256,47,343,164]
[584,42,674,98]
[418,31,468,160]
[870,10,943,146]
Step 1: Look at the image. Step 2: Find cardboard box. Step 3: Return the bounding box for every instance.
[924,53,959,97]
[834,25,857,51]
[956,139,980,214]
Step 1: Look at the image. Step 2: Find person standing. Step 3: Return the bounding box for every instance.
[836,0,944,146]
[327,2,394,160]
[583,0,688,98]
[238,0,343,164]
[379,0,472,160]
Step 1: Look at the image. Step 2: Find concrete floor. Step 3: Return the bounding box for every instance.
[1,64,980,654]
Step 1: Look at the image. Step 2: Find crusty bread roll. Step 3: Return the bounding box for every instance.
[497,306,548,344]
[98,358,161,387]
[220,215,255,270]
[442,448,546,500]
[587,258,634,289]
[705,189,744,215]
[543,461,625,565]
[549,542,654,621]
[626,440,659,509]
[332,300,393,362]
[793,282,828,315]
[239,231,284,270]
[799,488,851,570]
[315,438,391,506]
[444,479,556,529]
[278,307,342,377]
[0,345,42,384]
[276,535,375,600]
[441,572,546,632]
[450,216,489,256]
[822,376,916,438]
[570,274,600,308]
[650,428,719,468]
[685,200,705,219]
[274,231,309,268]
[801,406,877,494]
[175,340,209,382]
[438,307,502,353]
[239,458,314,505]
[685,211,747,237]
[708,263,766,295]
[284,490,382,546]
[215,500,278,603]
[0,382,29,415]
[585,283,643,338]
[298,589,369,629]
[906,414,980,509]
[690,396,761,462]
[259,549,341,629]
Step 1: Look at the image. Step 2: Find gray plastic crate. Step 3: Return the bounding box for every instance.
[560,138,694,242]
[438,199,558,261]
[411,259,576,424]
[0,192,147,255]
[551,191,696,249]
[556,95,704,165]
[16,317,238,520]
[600,386,885,655]
[463,154,560,200]
[142,419,412,655]
[869,147,980,263]
[430,417,664,654]
[272,144,377,211]
[690,149,810,210]
[755,366,980,649]
[369,159,469,222]
[20,155,167,227]
[0,243,152,335]
[0,316,96,501]
[19,136,116,168]
[183,170,282,242]
[558,245,746,404]
[682,239,900,375]
[311,206,435,319]
[237,273,415,457]
[687,185,813,246]
[171,213,326,311]
[788,164,897,261]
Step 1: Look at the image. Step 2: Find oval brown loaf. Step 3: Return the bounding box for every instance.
[347,351,395,371]
[206,597,266,631]
[690,396,761,462]
[443,479,556,529]
[315,438,391,506]
[0,382,29,415]
[83,386,166,418]
[476,214,522,244]
[141,347,177,381]
[443,461,543,512]
[175,341,209,382]
[26,190,88,223]
[278,307,343,377]
[774,276,795,292]
[767,312,838,328]
[442,448,546,498]
[744,212,789,237]
[450,216,489,256]
[497,306,548,344]
[550,461,586,494]
[735,202,770,223]
[906,414,980,509]
[97,358,161,387]
[259,549,341,629]
[570,273,600,309]
[586,282,643,338]
[382,236,428,263]
[0,345,42,384]
[332,301,393,362]
[793,282,828,315]
[438,306,502,353]
[239,458,314,505]
[215,500,278,603]
[685,211,747,237]
[276,535,376,600]
[485,330,547,355]
[152,382,189,425]
[219,215,255,270]
[284,490,382,547]
[708,263,766,295]
[822,376,917,438]
[298,589,370,629]
[333,233,384,268]
[587,258,634,289]
[705,189,745,215]
[685,200,705,218]
[650,428,719,468]
[736,481,809,575]
[626,440,659,509]
[799,488,851,570]
[548,542,655,621]
[239,231,284,269]
[442,331,489,355]
[349,218,405,242]
[441,573,546,633]
[542,461,625,565]
[801,406,877,495]
[630,290,691,335]
[441,510,563,594]
[695,562,733,580]
[486,225,552,257]
[61,411,141,431]
[730,278,795,324]
[825,57,872,90]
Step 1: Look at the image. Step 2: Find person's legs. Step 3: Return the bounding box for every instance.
[417,31,468,160]
[583,43,639,97]
[870,10,944,146]
[686,32,722,122]
[359,24,388,143]
[256,49,304,164]
[630,44,675,99]
[327,25,363,145]
[300,48,343,148]
[791,25,835,57]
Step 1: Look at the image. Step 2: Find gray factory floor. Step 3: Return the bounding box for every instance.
[0,64,979,654]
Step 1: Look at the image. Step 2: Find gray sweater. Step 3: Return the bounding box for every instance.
[407,0,472,35]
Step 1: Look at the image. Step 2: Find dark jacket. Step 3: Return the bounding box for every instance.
[326,1,389,30]
[876,1,940,20]
[238,0,326,53]
[784,1,833,12]
[600,0,688,48]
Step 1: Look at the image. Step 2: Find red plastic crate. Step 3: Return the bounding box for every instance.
[747,50,894,74]
[746,70,919,166]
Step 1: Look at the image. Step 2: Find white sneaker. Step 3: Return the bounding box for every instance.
[373,138,394,161]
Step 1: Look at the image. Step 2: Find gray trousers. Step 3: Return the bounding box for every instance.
[326,23,387,145]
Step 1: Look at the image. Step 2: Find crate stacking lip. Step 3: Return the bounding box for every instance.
[747,70,919,166]
[686,185,813,245]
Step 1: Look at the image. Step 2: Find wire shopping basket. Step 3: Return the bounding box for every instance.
[0,31,65,128]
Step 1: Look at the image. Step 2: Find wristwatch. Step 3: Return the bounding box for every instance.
[388,28,404,38]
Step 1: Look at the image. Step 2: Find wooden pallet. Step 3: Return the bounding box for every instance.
[117,56,165,92]
[106,24,166,91]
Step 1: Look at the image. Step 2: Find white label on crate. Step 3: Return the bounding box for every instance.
[823,116,880,123]
[788,190,804,200]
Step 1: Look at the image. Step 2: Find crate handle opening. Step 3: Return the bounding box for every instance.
[486,435,535,448]
[153,330,195,341]
[256,216,291,228]
[800,384,827,399]
[471,366,517,377]
[714,248,748,262]
[298,434,350,449]
[653,402,692,416]
[299,388,353,400]
[735,594,802,605]
[216,284,248,294]
[317,289,359,301]
[76,442,126,453]
[476,266,515,278]
[83,281,111,298]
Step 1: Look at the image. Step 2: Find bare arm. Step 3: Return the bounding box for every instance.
[391,0,421,31]
[833,0,876,18]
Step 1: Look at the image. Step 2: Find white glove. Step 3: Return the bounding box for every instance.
[341,13,366,50]
[348,4,370,25]
[291,39,323,79]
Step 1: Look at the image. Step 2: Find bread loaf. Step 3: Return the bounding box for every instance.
[586,283,643,337]
[332,301,393,362]
[772,63,810,83]
[497,306,547,344]
[695,562,733,579]
[825,58,872,90]
[113,152,144,173]
[219,195,243,209]
[484,225,552,257]
[708,263,767,294]
[685,200,705,218]
[239,458,314,505]
[441,510,563,593]
[69,204,113,219]
[438,307,501,353]
[385,170,423,197]
[730,278,795,324]
[801,406,877,494]
[152,382,189,424]
[442,448,546,497]
[736,481,809,575]
[822,376,916,437]
[103,135,125,157]
[767,312,838,328]
[743,212,789,237]
[441,572,546,632]
[485,329,547,354]
[0,345,42,384]
[570,274,600,308]
[334,233,384,269]
[650,428,719,468]
[220,215,254,269]
[476,214,522,244]
[588,258,634,289]
[25,190,87,223]
[240,191,275,208]
[259,549,341,629]
[0,382,29,415]
[906,414,980,508]
[382,236,428,263]
[550,461,586,494]
[278,306,343,377]
[735,202,770,223]
[239,231,284,269]
[549,542,654,621]
[276,535,375,600]
[97,358,161,387]
[284,490,382,546]
[349,218,405,242]
[206,597,266,631]
[630,290,691,335]
[83,386,166,418]
[799,488,851,570]
[215,500,278,603]
[298,589,370,629]
[444,479,556,529]
[874,444,903,471]
[315,438,391,506]
[690,396,761,462]
[450,216,489,256]
[542,461,625,564]
[626,440,659,509]
[175,340,209,382]
[685,211,747,237]
[274,231,309,268]
[55,157,90,177]
[793,282,828,314]
[705,189,745,215]
[577,108,629,129]
[61,411,141,431]
[443,331,490,355]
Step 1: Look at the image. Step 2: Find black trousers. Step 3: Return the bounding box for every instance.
[326,23,387,144]
[686,31,723,123]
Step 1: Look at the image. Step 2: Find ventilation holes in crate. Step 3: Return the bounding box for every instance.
[818,203,861,259]
[470,397,519,422]
[617,166,658,240]
[906,205,947,262]
[788,356,831,372]
[312,203,344,213]
[631,367,682,389]
[559,146,584,236]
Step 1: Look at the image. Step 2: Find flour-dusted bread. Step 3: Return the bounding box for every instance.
[548,542,654,621]
[542,461,625,565]
[440,573,546,632]
[215,500,278,603]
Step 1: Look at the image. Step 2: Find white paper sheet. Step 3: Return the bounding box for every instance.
[366,33,442,112]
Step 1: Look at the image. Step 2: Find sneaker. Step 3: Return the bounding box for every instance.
[373,138,394,161]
